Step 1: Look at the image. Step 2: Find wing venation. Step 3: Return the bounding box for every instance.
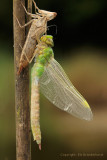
[40,58,93,120]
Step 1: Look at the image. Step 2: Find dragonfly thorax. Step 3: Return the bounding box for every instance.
[40,35,54,47]
[32,35,54,78]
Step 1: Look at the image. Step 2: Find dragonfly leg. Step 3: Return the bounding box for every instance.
[14,13,34,28]
[32,0,40,13]
[23,51,36,64]
[21,2,35,17]
[24,54,31,63]
[28,46,41,63]
[27,53,36,63]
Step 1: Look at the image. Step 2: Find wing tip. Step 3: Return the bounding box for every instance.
[83,108,93,121]
[82,100,93,121]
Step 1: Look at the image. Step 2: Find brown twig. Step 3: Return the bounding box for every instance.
[13,0,31,159]
[27,0,32,33]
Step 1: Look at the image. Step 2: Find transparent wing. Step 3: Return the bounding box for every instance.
[40,58,93,121]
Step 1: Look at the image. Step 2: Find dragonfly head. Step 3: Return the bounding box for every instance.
[39,10,57,21]
[41,35,54,47]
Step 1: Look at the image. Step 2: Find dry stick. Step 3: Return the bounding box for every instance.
[27,0,32,33]
[13,0,31,160]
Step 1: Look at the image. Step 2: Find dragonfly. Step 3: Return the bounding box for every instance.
[31,35,93,150]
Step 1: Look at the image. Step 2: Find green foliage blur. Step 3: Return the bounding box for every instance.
[0,0,107,160]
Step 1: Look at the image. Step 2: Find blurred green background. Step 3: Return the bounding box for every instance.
[0,0,107,159]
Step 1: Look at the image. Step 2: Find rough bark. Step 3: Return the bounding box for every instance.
[13,0,31,159]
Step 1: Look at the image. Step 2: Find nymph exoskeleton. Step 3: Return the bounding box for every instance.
[15,0,57,74]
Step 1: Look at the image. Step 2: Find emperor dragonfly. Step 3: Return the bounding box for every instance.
[31,35,93,150]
